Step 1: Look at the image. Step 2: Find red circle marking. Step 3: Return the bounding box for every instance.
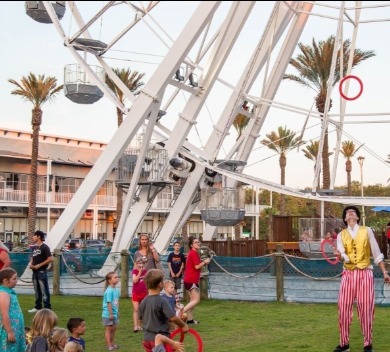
[339,75,363,101]
[166,328,203,352]
[321,238,339,265]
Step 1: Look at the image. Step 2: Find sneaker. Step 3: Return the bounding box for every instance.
[112,344,119,349]
[107,346,115,351]
[28,308,38,313]
[363,345,374,352]
[333,345,350,352]
[187,320,200,325]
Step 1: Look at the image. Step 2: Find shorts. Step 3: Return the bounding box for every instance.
[102,317,119,326]
[184,282,199,291]
[143,340,155,352]
[152,344,166,352]
[132,291,148,303]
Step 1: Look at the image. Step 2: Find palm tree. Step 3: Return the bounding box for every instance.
[105,68,145,231]
[340,140,361,196]
[261,126,304,214]
[303,140,334,189]
[9,73,63,243]
[283,36,375,192]
[303,140,321,190]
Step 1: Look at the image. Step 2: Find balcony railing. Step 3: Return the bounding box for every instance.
[0,189,116,209]
[0,189,265,214]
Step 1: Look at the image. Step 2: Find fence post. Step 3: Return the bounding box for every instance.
[200,274,209,300]
[275,243,284,302]
[52,249,61,295]
[120,250,129,298]
[227,237,232,257]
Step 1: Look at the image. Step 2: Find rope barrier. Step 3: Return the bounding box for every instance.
[283,254,342,281]
[61,252,121,285]
[211,255,275,279]
[17,277,33,284]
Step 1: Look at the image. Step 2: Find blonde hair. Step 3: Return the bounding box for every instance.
[30,308,58,339]
[48,327,68,352]
[163,279,175,290]
[138,234,153,255]
[104,271,117,290]
[64,341,83,352]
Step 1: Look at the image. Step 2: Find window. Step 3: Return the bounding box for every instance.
[6,173,19,190]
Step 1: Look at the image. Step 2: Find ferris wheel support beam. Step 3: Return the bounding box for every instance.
[312,2,345,192]
[115,1,257,255]
[330,2,362,189]
[154,2,305,249]
[200,1,314,240]
[42,1,222,252]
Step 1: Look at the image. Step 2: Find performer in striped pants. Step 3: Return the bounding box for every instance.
[333,206,390,352]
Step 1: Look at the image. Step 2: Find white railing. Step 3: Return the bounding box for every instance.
[0,190,116,208]
[0,189,266,214]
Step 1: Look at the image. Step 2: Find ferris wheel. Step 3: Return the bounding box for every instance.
[26,2,390,265]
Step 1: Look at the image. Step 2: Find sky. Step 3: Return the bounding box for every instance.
[1,1,390,191]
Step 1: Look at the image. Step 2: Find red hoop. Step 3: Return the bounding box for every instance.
[166,328,203,352]
[321,238,339,265]
[339,75,363,101]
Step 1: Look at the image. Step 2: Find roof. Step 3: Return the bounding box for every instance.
[0,127,106,166]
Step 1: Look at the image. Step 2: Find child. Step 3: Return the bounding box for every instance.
[64,341,84,352]
[48,327,68,352]
[153,333,185,352]
[0,268,25,352]
[67,317,86,351]
[139,269,188,352]
[102,271,120,351]
[174,291,187,323]
[132,257,148,332]
[161,280,187,332]
[167,241,185,294]
[28,308,58,352]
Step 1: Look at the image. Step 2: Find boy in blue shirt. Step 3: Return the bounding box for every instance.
[67,317,86,351]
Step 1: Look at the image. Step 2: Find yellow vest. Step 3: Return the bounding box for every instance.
[341,226,371,270]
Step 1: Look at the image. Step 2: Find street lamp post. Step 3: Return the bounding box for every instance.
[46,159,52,234]
[357,156,365,225]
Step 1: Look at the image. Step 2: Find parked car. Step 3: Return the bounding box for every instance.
[69,246,114,271]
[9,248,83,276]
[129,238,139,255]
[84,239,106,247]
[64,238,84,249]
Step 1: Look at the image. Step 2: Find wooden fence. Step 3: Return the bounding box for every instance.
[202,239,268,257]
[202,234,388,259]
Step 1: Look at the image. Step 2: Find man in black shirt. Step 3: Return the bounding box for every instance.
[28,230,53,312]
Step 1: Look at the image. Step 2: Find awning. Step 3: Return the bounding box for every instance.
[371,206,390,212]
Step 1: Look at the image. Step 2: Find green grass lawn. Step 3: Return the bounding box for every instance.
[19,295,390,352]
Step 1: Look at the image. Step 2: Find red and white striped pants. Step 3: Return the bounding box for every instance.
[338,268,374,347]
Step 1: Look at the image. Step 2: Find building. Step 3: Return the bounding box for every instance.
[0,127,265,245]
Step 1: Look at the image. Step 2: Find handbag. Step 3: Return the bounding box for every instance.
[154,258,165,274]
